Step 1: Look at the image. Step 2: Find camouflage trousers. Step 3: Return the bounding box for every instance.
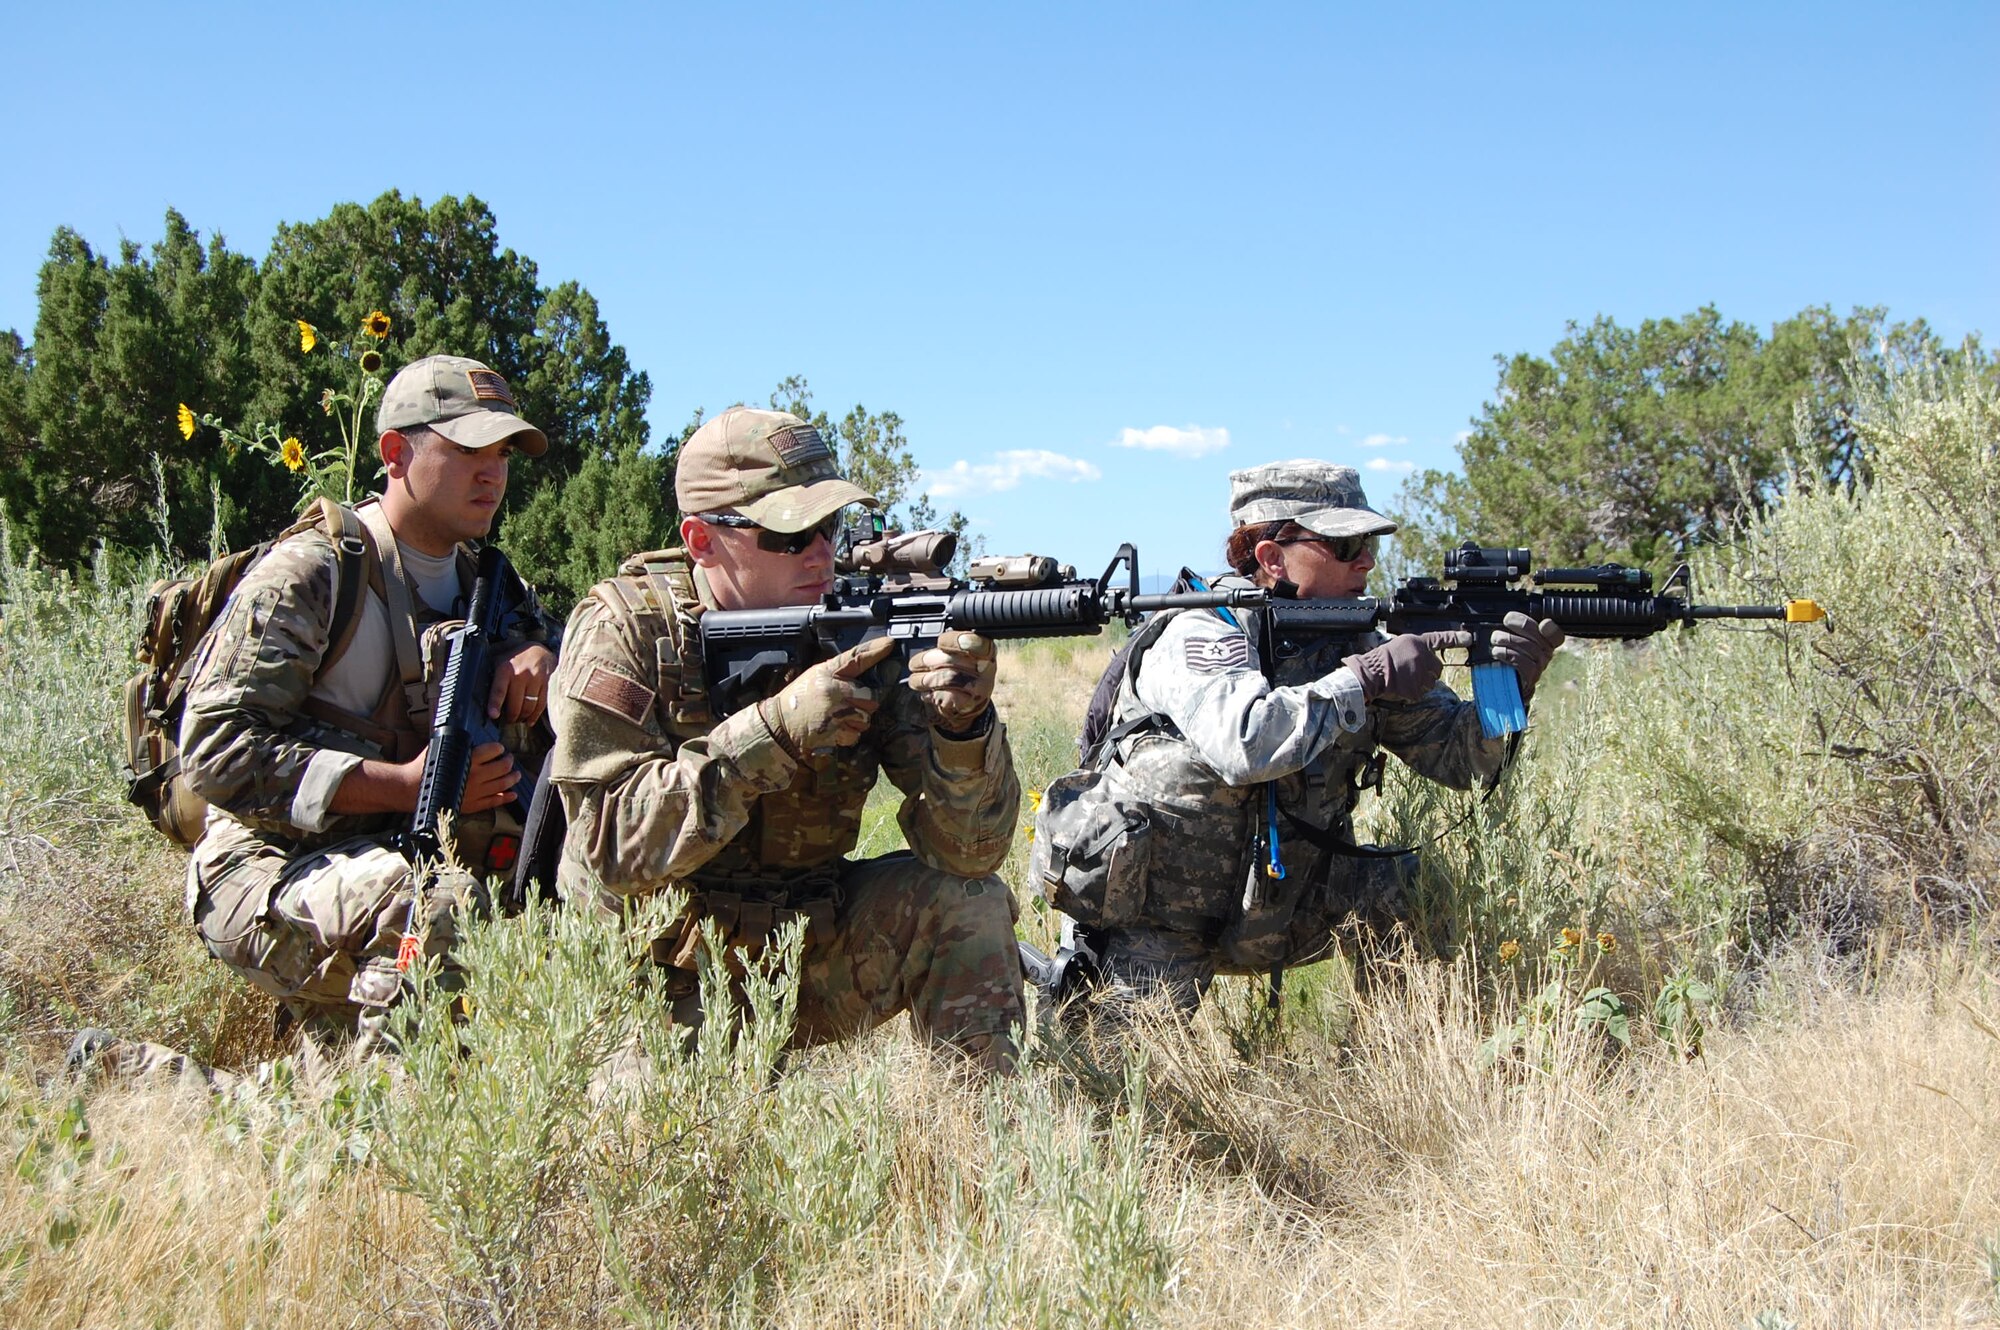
[1064,846,1418,1016]
[648,852,1025,1072]
[188,817,471,1041]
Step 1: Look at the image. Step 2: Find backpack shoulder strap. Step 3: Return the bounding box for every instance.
[268,497,378,680]
[315,498,374,676]
[1079,607,1185,768]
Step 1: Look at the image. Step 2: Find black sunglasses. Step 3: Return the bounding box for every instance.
[695,511,841,556]
[1272,532,1379,563]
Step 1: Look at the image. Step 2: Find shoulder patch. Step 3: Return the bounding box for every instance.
[577,664,655,727]
[1184,634,1252,673]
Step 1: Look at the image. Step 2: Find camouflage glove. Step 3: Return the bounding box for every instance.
[907,630,997,730]
[757,635,899,760]
[1342,631,1472,703]
[1489,612,1566,698]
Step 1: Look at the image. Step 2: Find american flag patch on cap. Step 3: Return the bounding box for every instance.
[769,424,832,468]
[465,369,517,408]
[1185,634,1252,673]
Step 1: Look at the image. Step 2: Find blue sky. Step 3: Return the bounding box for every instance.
[3,2,1993,579]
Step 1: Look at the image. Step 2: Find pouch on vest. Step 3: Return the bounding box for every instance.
[1216,842,1418,972]
[1030,766,1155,927]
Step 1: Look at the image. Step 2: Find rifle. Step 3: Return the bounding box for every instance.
[1260,542,1827,739]
[698,522,1265,717]
[397,547,552,953]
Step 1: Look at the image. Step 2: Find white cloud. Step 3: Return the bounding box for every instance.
[1110,424,1231,458]
[1455,430,1472,445]
[1363,457,1416,475]
[924,449,1102,499]
[1358,433,1409,449]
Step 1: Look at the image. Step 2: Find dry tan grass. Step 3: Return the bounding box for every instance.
[8,946,1992,1329]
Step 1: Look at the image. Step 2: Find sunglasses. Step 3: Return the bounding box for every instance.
[1273,532,1379,563]
[695,511,841,556]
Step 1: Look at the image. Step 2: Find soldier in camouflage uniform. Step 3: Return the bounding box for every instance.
[159,356,555,1056]
[1031,460,1565,1014]
[547,406,1025,1073]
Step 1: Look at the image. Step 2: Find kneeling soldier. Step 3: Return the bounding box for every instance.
[176,356,555,1051]
[547,406,1024,1072]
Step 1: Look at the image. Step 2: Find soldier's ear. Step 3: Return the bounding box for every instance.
[1252,538,1289,585]
[379,430,412,477]
[681,514,718,564]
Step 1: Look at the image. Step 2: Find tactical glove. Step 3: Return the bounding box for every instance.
[906,630,997,730]
[757,635,899,760]
[1489,612,1566,697]
[1342,631,1472,703]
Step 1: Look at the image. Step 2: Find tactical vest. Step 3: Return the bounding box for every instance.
[294,501,466,765]
[582,549,881,884]
[257,503,536,870]
[1035,600,1409,971]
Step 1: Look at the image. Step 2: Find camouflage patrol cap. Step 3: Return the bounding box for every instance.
[376,354,548,457]
[675,406,879,533]
[1228,459,1398,539]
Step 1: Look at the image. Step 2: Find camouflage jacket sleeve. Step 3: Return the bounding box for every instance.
[178,530,363,835]
[874,692,1020,878]
[1371,682,1511,791]
[1132,608,1370,786]
[547,593,798,896]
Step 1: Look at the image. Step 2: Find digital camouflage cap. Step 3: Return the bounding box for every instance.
[675,406,879,533]
[376,355,548,457]
[1228,459,1397,539]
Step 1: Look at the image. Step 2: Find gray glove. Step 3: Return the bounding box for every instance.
[757,635,898,759]
[1489,612,1566,697]
[1342,631,1473,703]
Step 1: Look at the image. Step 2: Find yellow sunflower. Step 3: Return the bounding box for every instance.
[359,349,384,374]
[1498,939,1521,964]
[1558,926,1582,950]
[296,320,318,353]
[280,437,306,472]
[176,403,197,441]
[1596,932,1618,954]
[363,310,392,339]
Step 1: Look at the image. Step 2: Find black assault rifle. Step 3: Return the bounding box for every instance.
[406,545,539,871]
[1257,542,1827,738]
[697,519,1265,717]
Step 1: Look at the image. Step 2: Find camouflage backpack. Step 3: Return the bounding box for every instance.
[120,498,373,846]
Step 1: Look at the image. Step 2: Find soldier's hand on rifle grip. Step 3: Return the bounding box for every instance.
[1489,612,1566,698]
[908,630,997,730]
[757,635,898,760]
[460,741,523,813]
[1342,631,1473,703]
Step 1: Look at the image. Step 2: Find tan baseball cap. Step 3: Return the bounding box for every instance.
[1229,460,1398,539]
[376,354,548,457]
[674,406,878,532]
